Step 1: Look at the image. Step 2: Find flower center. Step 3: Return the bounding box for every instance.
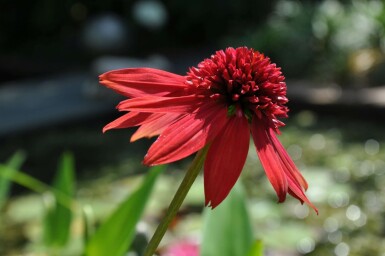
[186,47,289,128]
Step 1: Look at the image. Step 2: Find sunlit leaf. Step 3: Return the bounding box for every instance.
[247,240,264,256]
[201,181,253,256]
[0,151,26,208]
[82,204,95,245]
[43,152,75,247]
[85,165,165,256]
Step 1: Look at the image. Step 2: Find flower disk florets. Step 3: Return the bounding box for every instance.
[186,47,289,129]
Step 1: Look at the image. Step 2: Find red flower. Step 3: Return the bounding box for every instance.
[101,47,317,213]
[162,240,199,256]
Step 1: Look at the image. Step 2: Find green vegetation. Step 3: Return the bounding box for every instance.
[1,110,384,255]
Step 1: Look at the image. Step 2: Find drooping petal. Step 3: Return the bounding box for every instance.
[131,113,183,142]
[268,129,318,213]
[287,179,318,214]
[143,102,228,165]
[251,117,288,202]
[268,128,308,190]
[102,112,152,133]
[204,112,249,208]
[99,68,186,98]
[117,95,202,113]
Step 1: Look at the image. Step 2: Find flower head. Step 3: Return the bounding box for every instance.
[101,47,317,213]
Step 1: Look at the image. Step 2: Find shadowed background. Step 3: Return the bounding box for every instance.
[1,1,385,255]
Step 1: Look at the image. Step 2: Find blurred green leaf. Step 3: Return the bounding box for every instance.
[0,151,26,208]
[43,152,75,247]
[82,204,95,246]
[247,240,264,256]
[85,165,165,256]
[0,167,49,194]
[201,182,253,256]
[0,165,73,209]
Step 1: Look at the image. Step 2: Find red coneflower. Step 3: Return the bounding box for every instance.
[101,47,317,213]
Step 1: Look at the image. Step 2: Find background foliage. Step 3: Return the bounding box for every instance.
[1,0,385,255]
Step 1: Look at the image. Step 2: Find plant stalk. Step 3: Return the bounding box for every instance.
[143,146,209,256]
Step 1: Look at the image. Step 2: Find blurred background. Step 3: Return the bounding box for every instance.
[1,0,385,255]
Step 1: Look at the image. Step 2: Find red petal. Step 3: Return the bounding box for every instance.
[268,128,308,190]
[143,102,228,165]
[131,113,183,142]
[251,118,288,202]
[288,181,318,214]
[99,68,186,98]
[204,114,249,208]
[117,95,201,113]
[102,112,152,133]
[268,129,318,213]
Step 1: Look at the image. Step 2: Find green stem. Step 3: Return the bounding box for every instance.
[143,146,209,256]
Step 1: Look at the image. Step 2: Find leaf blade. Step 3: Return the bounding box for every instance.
[0,151,26,208]
[43,152,75,247]
[200,181,254,256]
[85,165,164,256]
[247,240,264,256]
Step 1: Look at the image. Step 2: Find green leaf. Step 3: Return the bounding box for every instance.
[201,181,254,256]
[0,151,26,208]
[85,165,165,256]
[82,204,95,245]
[43,152,75,247]
[247,240,264,256]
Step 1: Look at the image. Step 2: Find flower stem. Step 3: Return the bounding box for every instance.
[143,146,209,256]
